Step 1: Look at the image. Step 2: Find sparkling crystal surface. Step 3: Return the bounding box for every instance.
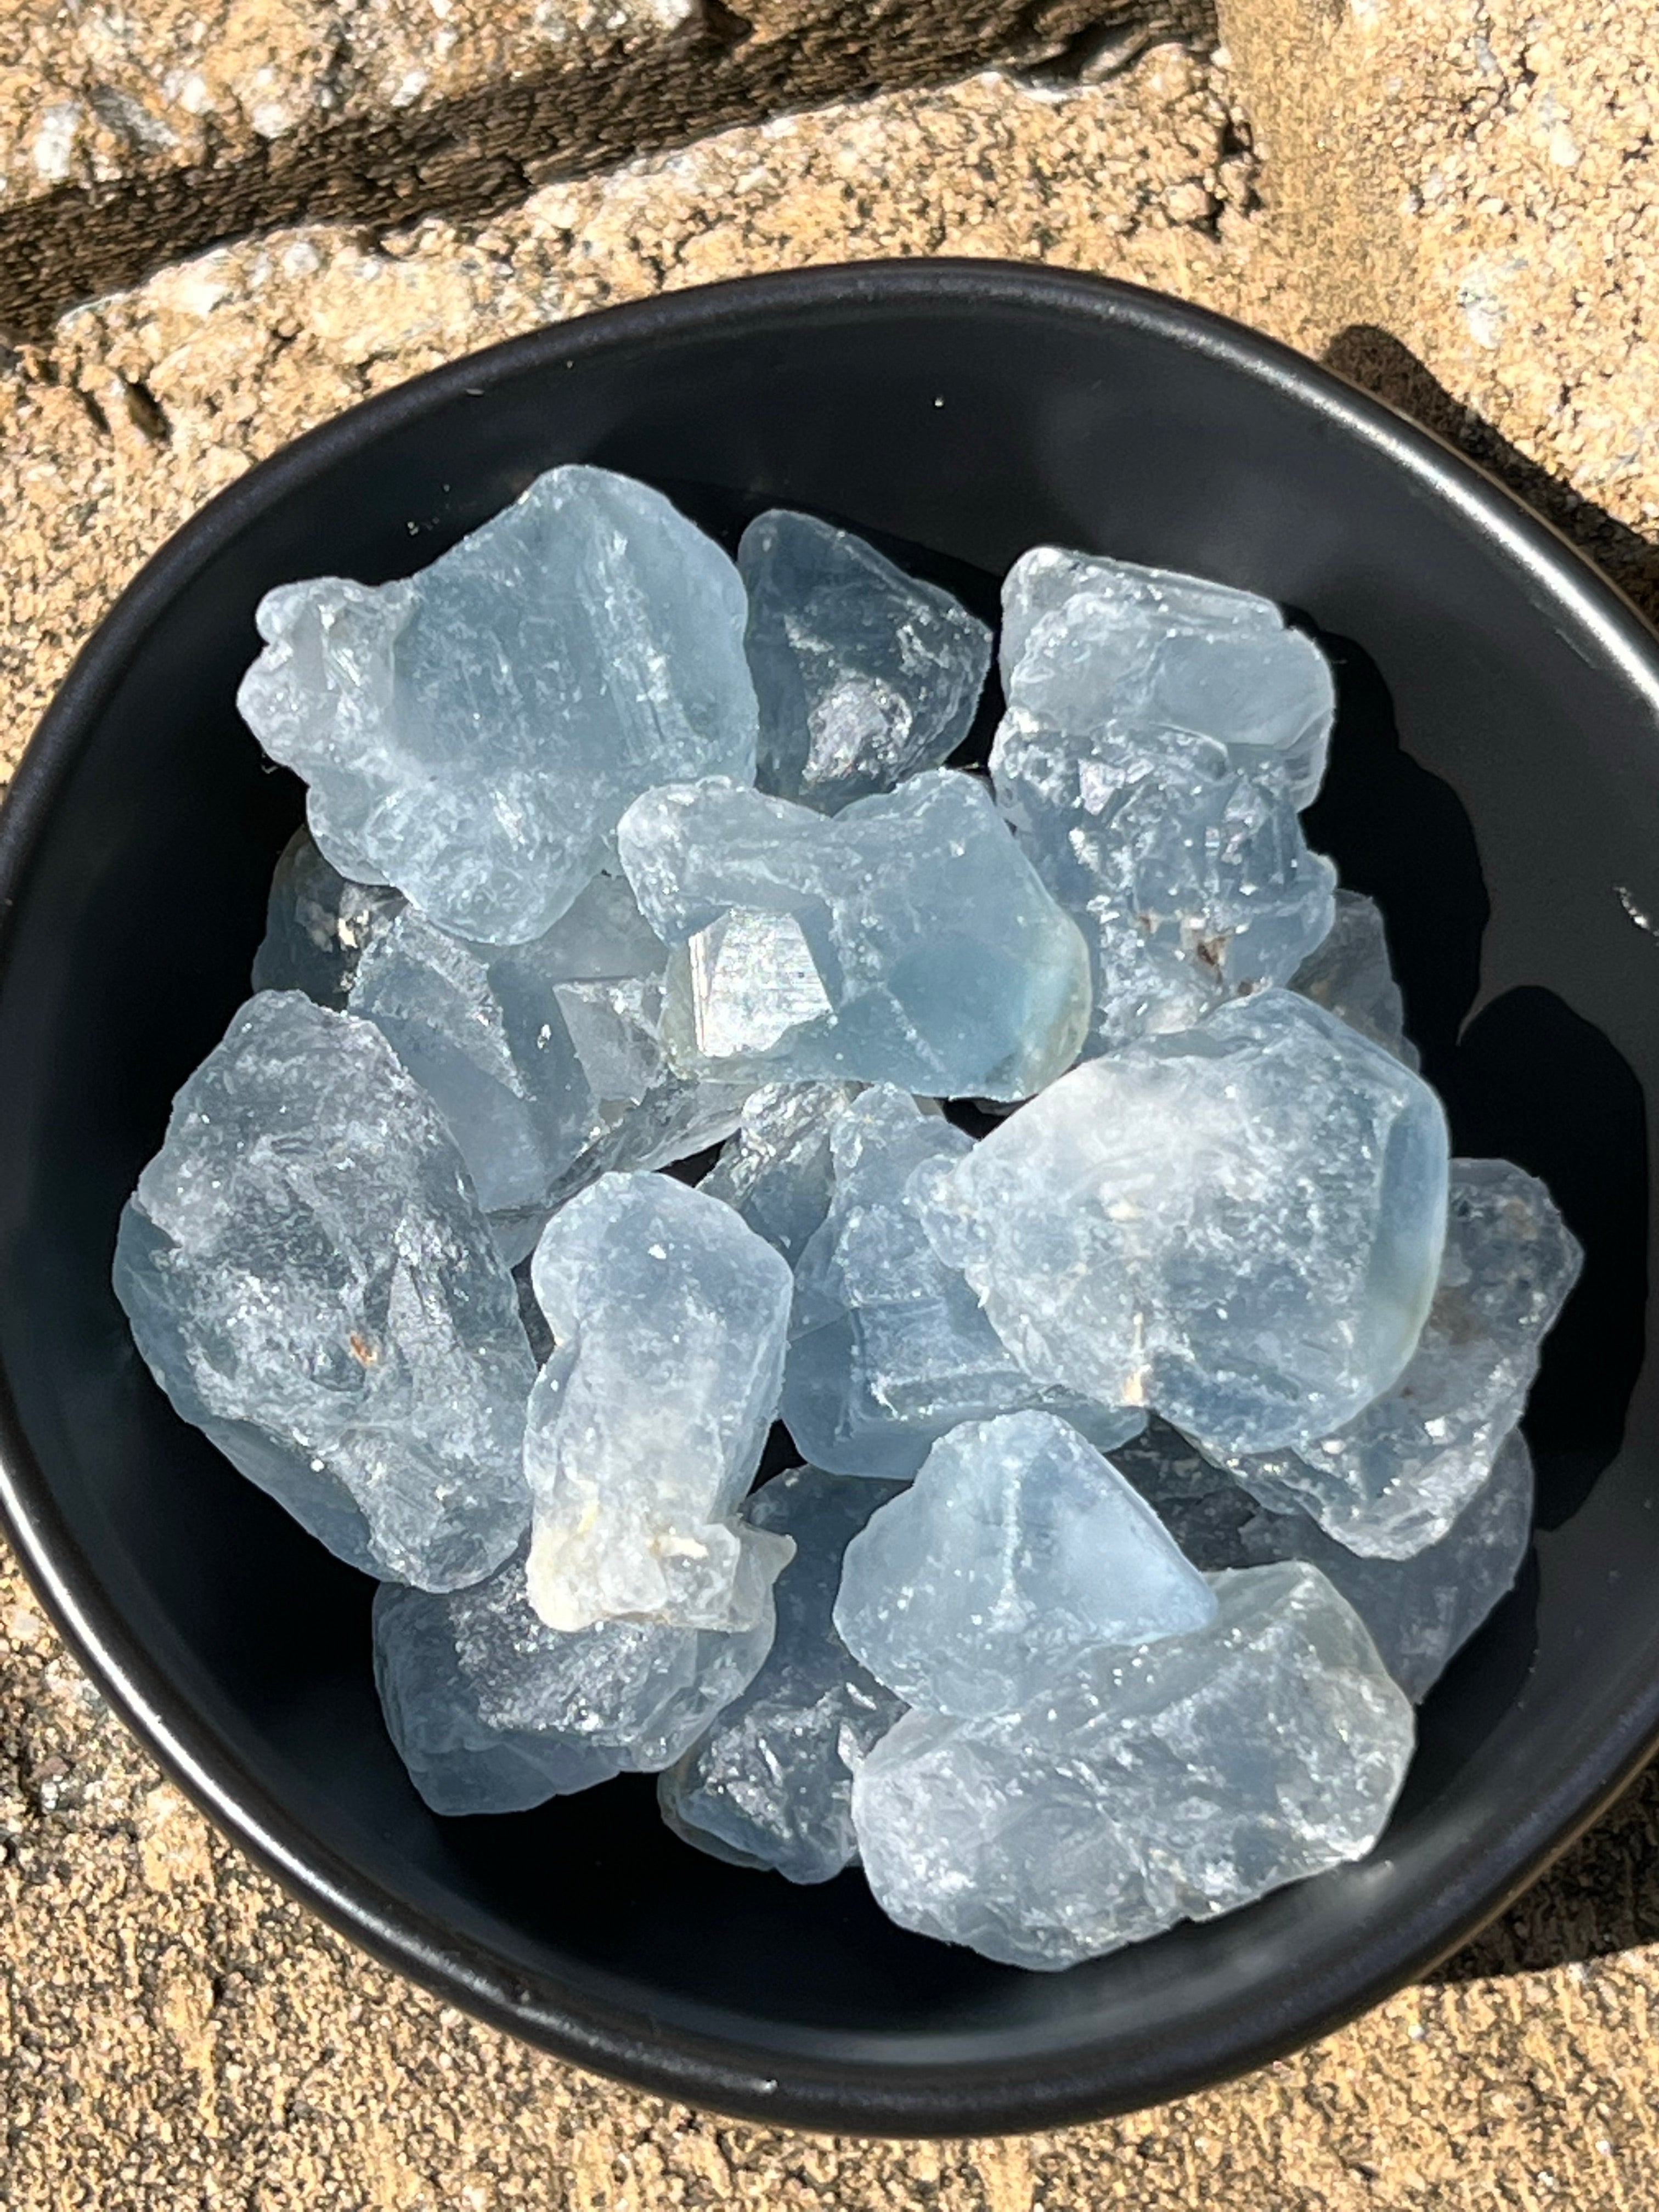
[835,1412,1216,1718]
[1218,1157,1580,1555]
[374,1542,774,1815]
[251,826,405,1009]
[657,1465,907,1882]
[698,1081,861,1265]
[1240,1430,1536,1701]
[522,1172,795,1633]
[237,465,758,944]
[992,547,1338,1054]
[851,1560,1414,1968]
[113,991,534,1589]
[1290,888,1418,1065]
[915,989,1450,1455]
[741,509,991,811]
[348,871,744,1264]
[1113,1419,1535,1701]
[782,1087,1147,1479]
[616,770,1091,1101]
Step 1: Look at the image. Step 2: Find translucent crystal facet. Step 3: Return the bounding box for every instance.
[1217,1158,1580,1555]
[657,1465,907,1881]
[113,991,534,1589]
[914,989,1450,1456]
[250,826,405,1009]
[347,870,744,1264]
[1112,1419,1535,1701]
[237,465,758,944]
[616,770,1091,1101]
[1240,1430,1536,1701]
[1290,888,1418,1065]
[992,546,1338,1054]
[782,1087,1146,1479]
[851,1561,1413,1968]
[834,1412,1216,1718]
[522,1172,795,1633]
[741,509,991,811]
[375,1542,774,1815]
[698,1081,861,1265]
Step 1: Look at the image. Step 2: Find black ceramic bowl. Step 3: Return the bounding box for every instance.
[1,261,1656,2137]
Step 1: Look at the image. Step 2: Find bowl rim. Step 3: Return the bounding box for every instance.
[4,255,1659,2138]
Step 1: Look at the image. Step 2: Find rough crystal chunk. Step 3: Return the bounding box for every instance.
[1290,888,1418,1065]
[1000,546,1336,800]
[698,1081,861,1265]
[657,1465,906,1881]
[992,546,1338,1055]
[375,1541,774,1815]
[238,465,758,944]
[1240,1430,1536,1701]
[348,870,745,1264]
[782,1087,1146,1479]
[1112,1419,1535,1701]
[617,770,1091,1101]
[522,1172,795,1633]
[851,1560,1413,1968]
[113,991,534,1589]
[835,1412,1216,1718]
[914,989,1450,1455]
[251,826,405,1009]
[741,509,991,811]
[1216,1158,1580,1555]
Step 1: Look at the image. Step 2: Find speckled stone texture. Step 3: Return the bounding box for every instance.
[3,13,1659,2201]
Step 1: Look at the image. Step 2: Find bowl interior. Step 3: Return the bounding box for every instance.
[1,266,1656,2133]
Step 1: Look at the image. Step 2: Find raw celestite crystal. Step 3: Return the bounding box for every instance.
[238,465,758,945]
[616,770,1091,1101]
[657,1465,907,1881]
[782,1087,1147,1479]
[1113,1419,1534,1701]
[1290,888,1418,1065]
[741,509,991,811]
[113,991,535,1589]
[851,1560,1414,1968]
[834,1413,1216,1719]
[913,989,1450,1455]
[348,870,745,1263]
[698,1081,861,1265]
[251,826,406,1009]
[992,546,1338,1054]
[375,1542,775,1815]
[1216,1158,1580,1555]
[522,1172,795,1634]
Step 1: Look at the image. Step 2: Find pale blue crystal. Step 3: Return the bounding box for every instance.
[914,989,1449,1456]
[522,1172,795,1633]
[741,509,990,811]
[698,1081,861,1265]
[616,770,1091,1101]
[1215,1158,1579,1555]
[1112,1418,1535,1701]
[992,546,1337,1054]
[375,1541,774,1815]
[347,871,745,1265]
[782,1087,1147,1479]
[851,1560,1413,1968]
[250,826,405,1009]
[1239,1430,1536,1701]
[113,991,534,1590]
[657,1465,907,1882]
[236,464,758,945]
[834,1412,1216,1719]
[1291,889,1418,1065]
